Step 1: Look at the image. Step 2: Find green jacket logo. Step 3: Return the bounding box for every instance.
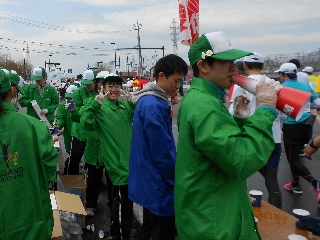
[0,141,18,168]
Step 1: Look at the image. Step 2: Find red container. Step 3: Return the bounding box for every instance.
[231,74,312,121]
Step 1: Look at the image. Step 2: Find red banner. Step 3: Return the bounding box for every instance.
[179,0,199,46]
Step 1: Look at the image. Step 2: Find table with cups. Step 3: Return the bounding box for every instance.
[249,190,320,240]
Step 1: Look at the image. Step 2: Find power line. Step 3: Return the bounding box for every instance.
[0,12,133,35]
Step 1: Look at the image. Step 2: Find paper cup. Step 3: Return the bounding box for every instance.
[231,74,312,121]
[99,229,109,238]
[293,209,310,222]
[288,234,307,240]
[276,86,311,121]
[249,190,263,207]
[67,99,74,109]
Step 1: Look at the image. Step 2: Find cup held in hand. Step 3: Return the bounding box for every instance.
[67,99,74,109]
[276,86,311,121]
[231,74,312,121]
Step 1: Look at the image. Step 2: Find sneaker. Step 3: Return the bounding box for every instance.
[284,181,303,194]
[312,182,320,204]
[313,187,320,204]
[86,208,95,216]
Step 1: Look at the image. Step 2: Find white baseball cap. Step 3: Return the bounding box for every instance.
[274,63,297,73]
[243,52,264,63]
[31,67,47,80]
[96,71,109,79]
[81,69,95,85]
[65,85,78,98]
[302,66,313,73]
[188,31,252,65]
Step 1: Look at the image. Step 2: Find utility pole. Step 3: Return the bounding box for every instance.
[170,19,179,55]
[134,20,142,76]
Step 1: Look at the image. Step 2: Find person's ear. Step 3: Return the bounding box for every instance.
[8,87,15,99]
[197,60,208,73]
[158,72,165,81]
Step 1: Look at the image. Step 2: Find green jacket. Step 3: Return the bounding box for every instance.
[0,102,58,240]
[175,78,276,240]
[19,82,59,125]
[70,86,95,142]
[81,97,134,185]
[72,97,103,166]
[55,100,73,153]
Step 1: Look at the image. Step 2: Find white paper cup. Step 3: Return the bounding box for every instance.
[288,234,307,240]
[292,209,310,222]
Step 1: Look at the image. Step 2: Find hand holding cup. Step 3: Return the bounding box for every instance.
[256,77,281,109]
[233,94,251,118]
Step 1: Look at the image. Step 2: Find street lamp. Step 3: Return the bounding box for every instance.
[102,42,117,72]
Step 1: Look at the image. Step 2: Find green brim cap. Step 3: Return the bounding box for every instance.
[188,31,252,65]
[81,69,95,85]
[7,73,25,94]
[65,85,78,98]
[71,82,81,87]
[0,71,10,93]
[31,67,47,80]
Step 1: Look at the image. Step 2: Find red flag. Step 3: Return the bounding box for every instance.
[179,0,199,46]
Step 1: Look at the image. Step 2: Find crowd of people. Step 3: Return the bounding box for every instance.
[1,30,320,240]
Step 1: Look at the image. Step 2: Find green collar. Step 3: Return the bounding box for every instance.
[203,79,226,100]
[2,101,19,113]
[104,98,125,110]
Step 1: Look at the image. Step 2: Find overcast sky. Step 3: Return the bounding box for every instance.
[0,0,319,77]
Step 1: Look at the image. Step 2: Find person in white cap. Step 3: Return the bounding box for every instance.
[302,66,317,89]
[63,69,97,175]
[175,31,281,240]
[275,62,320,203]
[55,84,78,155]
[288,59,309,85]
[7,70,25,110]
[302,66,320,113]
[229,52,282,209]
[19,67,59,125]
[81,74,134,240]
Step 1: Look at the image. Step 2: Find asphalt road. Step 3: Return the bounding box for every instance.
[18,94,320,239]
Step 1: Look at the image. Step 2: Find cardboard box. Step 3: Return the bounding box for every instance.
[60,175,87,227]
[51,191,87,239]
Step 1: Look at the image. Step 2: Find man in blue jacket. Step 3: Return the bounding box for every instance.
[129,54,188,240]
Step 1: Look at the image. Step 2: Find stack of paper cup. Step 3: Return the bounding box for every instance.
[231,74,312,121]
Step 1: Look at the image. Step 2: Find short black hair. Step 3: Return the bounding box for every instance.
[154,54,188,81]
[102,76,123,87]
[289,59,300,69]
[234,61,244,71]
[245,62,264,70]
[192,57,215,77]
[279,72,297,80]
[0,90,9,114]
[77,74,83,79]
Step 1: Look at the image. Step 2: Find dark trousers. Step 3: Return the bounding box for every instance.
[138,207,175,240]
[283,123,314,185]
[86,164,104,209]
[63,136,86,175]
[86,165,114,209]
[259,143,282,208]
[110,185,133,240]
